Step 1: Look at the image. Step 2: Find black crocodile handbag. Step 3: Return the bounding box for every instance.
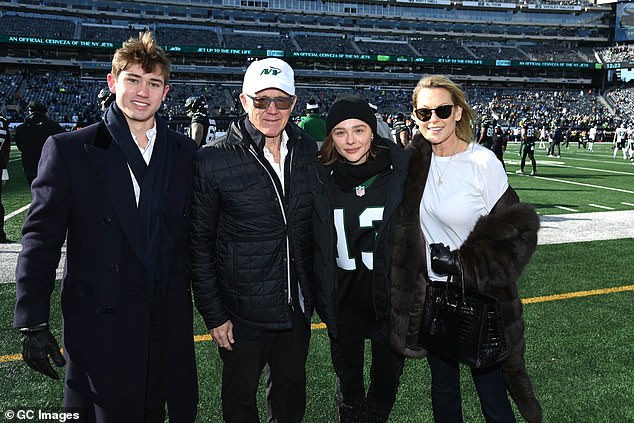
[419,256,509,368]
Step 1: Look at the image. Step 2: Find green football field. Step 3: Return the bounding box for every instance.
[1,141,633,422]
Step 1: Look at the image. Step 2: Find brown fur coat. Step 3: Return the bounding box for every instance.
[389,135,543,423]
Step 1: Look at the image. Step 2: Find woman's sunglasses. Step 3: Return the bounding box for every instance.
[247,94,295,110]
[414,105,454,122]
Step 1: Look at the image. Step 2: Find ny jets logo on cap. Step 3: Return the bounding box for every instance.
[243,58,295,96]
[260,67,282,76]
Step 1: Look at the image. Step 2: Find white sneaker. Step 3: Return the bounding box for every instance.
[515,170,523,174]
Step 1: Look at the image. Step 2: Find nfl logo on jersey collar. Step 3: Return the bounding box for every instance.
[354,174,378,197]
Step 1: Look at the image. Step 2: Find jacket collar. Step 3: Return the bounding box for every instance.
[225,115,301,150]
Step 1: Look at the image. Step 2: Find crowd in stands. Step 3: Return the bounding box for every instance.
[154,26,219,47]
[0,71,238,127]
[520,45,593,63]
[605,86,634,121]
[470,87,617,129]
[3,71,632,137]
[357,39,414,57]
[0,15,74,39]
[0,10,626,63]
[467,45,529,61]
[221,31,293,51]
[294,34,350,55]
[81,25,146,43]
[599,45,634,64]
[409,39,469,59]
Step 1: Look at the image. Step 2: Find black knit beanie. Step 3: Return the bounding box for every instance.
[326,94,377,136]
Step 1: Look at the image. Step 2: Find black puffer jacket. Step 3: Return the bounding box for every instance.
[189,116,318,331]
[313,139,411,339]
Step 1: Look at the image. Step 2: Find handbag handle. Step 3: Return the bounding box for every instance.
[446,254,466,307]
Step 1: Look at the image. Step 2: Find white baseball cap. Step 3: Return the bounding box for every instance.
[242,58,295,97]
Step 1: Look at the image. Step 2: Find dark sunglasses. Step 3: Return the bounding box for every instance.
[414,104,454,122]
[247,94,295,110]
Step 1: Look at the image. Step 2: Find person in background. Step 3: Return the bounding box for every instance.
[517,119,538,176]
[563,126,571,149]
[298,97,327,142]
[97,87,115,113]
[587,124,597,152]
[578,128,588,149]
[185,95,211,147]
[189,58,317,423]
[478,116,495,150]
[313,94,410,422]
[369,102,393,142]
[389,75,543,423]
[0,103,10,243]
[394,124,411,148]
[626,124,634,161]
[613,123,627,160]
[14,101,65,187]
[492,124,506,170]
[13,32,198,422]
[390,113,406,146]
[547,123,563,158]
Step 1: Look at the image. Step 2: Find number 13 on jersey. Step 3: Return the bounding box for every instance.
[334,207,384,271]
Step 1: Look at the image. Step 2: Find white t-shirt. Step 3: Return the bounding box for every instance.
[420,142,508,281]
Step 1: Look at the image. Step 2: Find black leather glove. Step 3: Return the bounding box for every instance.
[19,324,66,380]
[429,243,461,276]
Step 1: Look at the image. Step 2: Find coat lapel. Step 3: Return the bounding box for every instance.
[85,138,146,264]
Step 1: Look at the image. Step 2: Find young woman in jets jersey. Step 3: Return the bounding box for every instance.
[312,94,411,422]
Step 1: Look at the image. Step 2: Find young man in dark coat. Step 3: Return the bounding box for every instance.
[189,58,317,422]
[13,32,198,422]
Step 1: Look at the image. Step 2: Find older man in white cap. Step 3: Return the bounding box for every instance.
[189,57,318,422]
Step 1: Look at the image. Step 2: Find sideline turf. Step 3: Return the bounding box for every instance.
[1,143,633,421]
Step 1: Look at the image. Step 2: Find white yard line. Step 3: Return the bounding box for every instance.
[588,203,615,210]
[506,159,634,175]
[4,204,30,221]
[541,163,634,175]
[510,173,634,195]
[555,205,578,212]
[547,156,634,167]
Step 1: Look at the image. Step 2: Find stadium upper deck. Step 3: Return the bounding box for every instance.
[0,0,614,53]
[0,0,631,123]
[0,0,619,87]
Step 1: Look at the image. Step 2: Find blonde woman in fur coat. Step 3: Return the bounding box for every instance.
[389,75,543,423]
